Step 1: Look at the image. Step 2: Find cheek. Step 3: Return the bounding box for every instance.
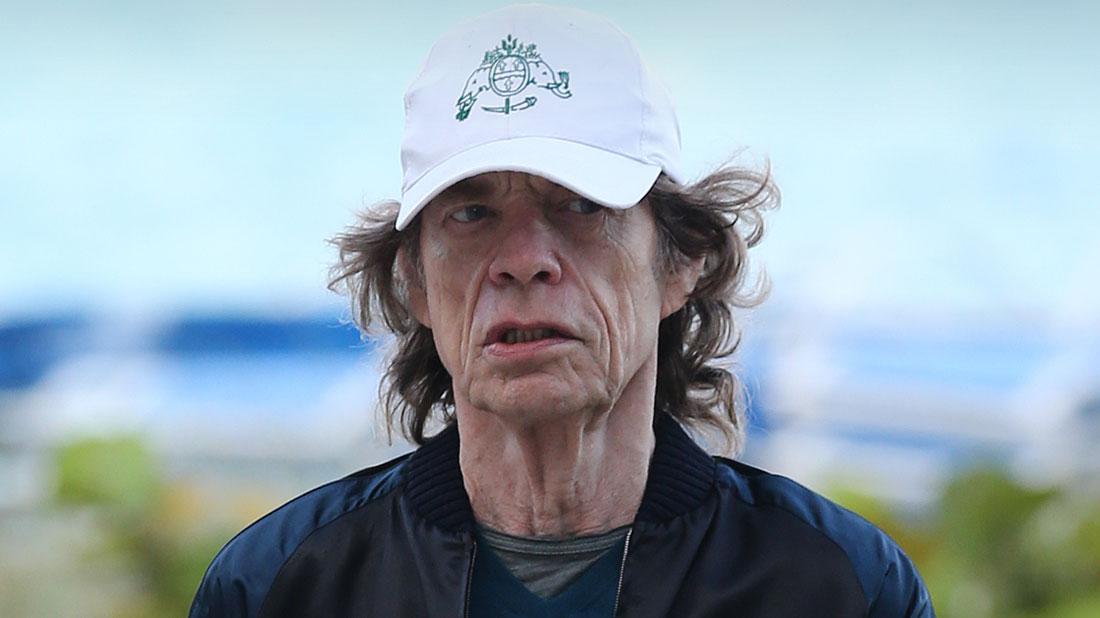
[422,254,488,377]
[615,274,663,356]
[587,251,663,373]
[420,254,466,366]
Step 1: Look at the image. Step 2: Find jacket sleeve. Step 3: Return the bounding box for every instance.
[188,519,286,618]
[867,551,935,617]
[189,552,256,618]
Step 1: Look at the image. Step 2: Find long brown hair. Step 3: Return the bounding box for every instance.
[329,164,778,452]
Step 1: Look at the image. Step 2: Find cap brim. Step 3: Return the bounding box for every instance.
[397,137,663,230]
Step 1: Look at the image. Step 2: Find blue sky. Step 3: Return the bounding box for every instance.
[2,1,1098,335]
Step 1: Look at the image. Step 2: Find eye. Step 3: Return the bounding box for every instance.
[450,204,490,223]
[565,198,603,215]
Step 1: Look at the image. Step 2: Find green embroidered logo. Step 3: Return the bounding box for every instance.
[456,34,572,121]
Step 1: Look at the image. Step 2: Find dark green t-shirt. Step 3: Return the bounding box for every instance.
[468,529,627,617]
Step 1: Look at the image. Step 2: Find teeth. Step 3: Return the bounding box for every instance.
[503,328,556,344]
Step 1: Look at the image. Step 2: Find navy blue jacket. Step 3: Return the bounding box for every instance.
[190,414,934,616]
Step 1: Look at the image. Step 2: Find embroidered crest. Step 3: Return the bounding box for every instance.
[455,34,573,121]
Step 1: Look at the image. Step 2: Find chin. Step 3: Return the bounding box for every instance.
[469,377,609,426]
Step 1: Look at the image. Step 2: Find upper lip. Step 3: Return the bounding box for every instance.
[483,321,578,345]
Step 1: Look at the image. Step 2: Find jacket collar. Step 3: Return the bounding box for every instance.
[402,413,717,532]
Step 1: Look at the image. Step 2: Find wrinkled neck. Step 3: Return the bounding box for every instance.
[456,373,656,538]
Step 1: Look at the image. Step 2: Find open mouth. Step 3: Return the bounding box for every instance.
[499,327,566,344]
[485,323,575,347]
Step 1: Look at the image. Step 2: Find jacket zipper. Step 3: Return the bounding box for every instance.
[611,527,633,616]
[463,539,477,618]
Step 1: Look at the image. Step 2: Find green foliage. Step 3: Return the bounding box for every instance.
[55,435,159,510]
[1023,592,1100,618]
[939,468,1060,614]
[39,436,1100,617]
[829,468,1100,618]
[49,435,244,617]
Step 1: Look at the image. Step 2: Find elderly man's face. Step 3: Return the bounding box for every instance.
[408,171,690,425]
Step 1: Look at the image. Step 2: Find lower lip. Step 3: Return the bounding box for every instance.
[484,337,575,358]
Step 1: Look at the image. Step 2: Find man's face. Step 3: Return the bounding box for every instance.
[408,171,688,426]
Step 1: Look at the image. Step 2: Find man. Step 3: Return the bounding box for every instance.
[191,4,933,617]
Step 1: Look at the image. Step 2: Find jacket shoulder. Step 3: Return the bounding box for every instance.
[188,452,410,618]
[714,457,934,617]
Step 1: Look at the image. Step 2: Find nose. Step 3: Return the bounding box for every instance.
[488,216,563,287]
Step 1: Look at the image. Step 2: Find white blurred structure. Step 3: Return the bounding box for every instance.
[0,314,410,510]
[2,308,1097,513]
[742,306,1100,509]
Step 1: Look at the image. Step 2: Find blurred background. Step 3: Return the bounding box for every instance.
[2,1,1098,616]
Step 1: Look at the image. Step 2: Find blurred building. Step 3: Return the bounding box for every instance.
[0,313,404,510]
[1,308,1098,512]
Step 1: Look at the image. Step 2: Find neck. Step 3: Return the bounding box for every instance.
[456,373,656,538]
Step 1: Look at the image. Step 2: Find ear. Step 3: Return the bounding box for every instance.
[397,246,432,328]
[660,255,705,319]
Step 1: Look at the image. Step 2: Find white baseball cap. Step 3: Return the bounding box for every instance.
[396,3,685,230]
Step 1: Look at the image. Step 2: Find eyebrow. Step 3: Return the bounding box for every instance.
[434,177,496,203]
